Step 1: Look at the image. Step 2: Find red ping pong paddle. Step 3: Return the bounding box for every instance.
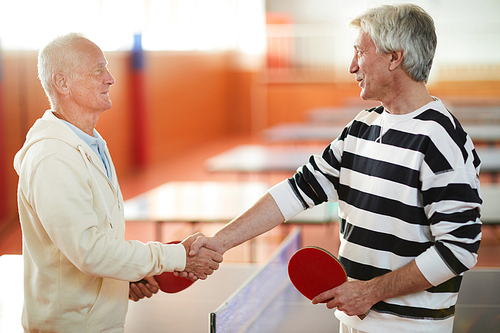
[134,241,194,293]
[288,246,368,320]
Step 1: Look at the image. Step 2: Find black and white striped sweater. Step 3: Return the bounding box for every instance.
[269,99,482,332]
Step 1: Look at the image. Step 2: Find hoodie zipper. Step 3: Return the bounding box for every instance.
[77,145,118,228]
[86,154,121,210]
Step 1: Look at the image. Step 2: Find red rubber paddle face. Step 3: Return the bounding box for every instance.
[288,246,347,302]
[156,241,194,293]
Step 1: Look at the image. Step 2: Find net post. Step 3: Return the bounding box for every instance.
[209,312,216,333]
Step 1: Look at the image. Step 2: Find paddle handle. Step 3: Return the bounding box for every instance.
[357,310,370,320]
[133,279,149,285]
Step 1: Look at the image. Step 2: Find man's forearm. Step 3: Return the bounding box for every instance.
[366,260,432,304]
[213,192,285,253]
[312,259,434,316]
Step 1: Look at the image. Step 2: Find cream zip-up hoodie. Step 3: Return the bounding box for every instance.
[14,110,186,332]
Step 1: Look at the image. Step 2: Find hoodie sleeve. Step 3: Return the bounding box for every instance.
[25,147,186,281]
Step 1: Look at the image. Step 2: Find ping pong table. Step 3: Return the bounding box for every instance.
[123,264,339,332]
[125,227,340,333]
[123,180,339,248]
[1,230,499,332]
[124,181,337,224]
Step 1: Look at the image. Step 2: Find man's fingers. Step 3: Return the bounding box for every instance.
[312,289,335,305]
[213,252,223,263]
[143,276,159,287]
[183,242,224,281]
[138,284,153,298]
[129,292,139,302]
[209,260,220,271]
[189,236,206,256]
[129,283,142,302]
[129,289,139,301]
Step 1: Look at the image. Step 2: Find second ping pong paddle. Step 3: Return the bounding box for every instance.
[134,241,194,293]
[288,246,368,320]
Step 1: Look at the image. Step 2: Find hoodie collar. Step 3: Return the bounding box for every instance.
[14,110,106,178]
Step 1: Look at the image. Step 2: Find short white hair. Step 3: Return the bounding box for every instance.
[350,4,437,83]
[37,33,89,106]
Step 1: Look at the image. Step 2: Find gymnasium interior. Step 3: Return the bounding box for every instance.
[0,0,499,332]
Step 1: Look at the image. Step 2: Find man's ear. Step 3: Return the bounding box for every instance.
[389,50,404,71]
[52,72,69,94]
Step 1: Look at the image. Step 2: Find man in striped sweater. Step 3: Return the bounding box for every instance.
[188,4,482,332]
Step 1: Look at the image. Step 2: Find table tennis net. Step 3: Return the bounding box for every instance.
[210,226,301,333]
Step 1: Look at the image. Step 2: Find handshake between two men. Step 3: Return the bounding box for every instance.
[129,232,223,301]
[130,191,284,301]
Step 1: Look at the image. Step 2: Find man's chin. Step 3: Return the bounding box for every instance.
[359,90,368,100]
[359,90,377,102]
[102,100,112,111]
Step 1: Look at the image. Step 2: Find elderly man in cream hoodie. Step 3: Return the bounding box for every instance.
[14,33,222,332]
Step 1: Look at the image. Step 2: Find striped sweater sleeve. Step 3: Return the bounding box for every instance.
[412,110,482,285]
[269,105,482,287]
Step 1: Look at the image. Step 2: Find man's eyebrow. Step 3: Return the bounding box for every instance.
[96,61,108,68]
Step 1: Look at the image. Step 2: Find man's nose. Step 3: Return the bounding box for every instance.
[349,56,359,74]
[105,69,115,85]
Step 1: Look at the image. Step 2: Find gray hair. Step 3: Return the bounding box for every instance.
[350,3,437,83]
[37,33,89,106]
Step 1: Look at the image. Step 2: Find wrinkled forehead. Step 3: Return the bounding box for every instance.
[353,30,375,51]
[73,39,107,69]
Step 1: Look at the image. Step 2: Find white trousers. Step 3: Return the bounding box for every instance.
[339,322,368,333]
